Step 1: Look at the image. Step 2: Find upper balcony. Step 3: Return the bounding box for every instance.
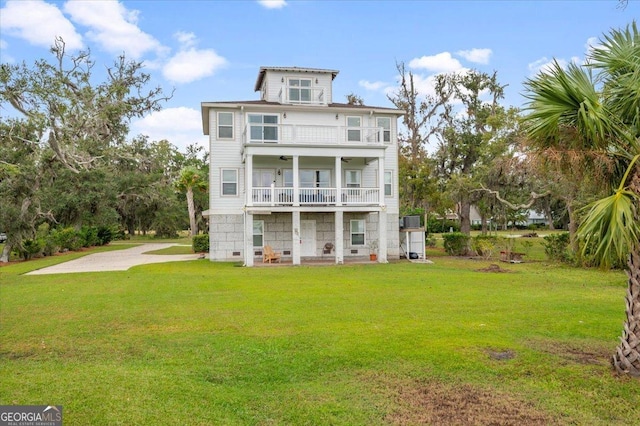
[243,123,386,146]
[278,85,325,105]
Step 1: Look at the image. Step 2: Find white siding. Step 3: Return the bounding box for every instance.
[262,70,333,104]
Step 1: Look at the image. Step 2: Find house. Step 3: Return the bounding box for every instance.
[201,66,404,266]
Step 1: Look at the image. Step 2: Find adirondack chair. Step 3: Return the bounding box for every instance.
[263,245,281,263]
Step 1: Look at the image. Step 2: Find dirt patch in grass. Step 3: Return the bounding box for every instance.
[528,339,612,366]
[385,380,558,425]
[477,263,511,273]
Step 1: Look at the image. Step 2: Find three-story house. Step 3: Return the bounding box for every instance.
[201,66,404,266]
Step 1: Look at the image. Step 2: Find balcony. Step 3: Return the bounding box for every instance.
[278,86,325,105]
[243,124,385,146]
[251,186,380,207]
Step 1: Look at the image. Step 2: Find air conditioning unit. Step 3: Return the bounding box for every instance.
[403,215,420,229]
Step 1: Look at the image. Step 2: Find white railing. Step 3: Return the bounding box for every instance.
[278,86,326,105]
[244,124,385,145]
[251,187,380,206]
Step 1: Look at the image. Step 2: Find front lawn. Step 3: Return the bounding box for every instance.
[0,254,637,424]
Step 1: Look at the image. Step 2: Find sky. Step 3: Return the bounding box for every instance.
[1,0,638,153]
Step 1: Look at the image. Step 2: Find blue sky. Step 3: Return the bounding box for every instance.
[1,0,638,152]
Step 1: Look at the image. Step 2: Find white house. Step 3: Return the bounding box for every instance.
[201,66,404,266]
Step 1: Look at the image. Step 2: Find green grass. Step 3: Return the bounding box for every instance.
[1,251,638,425]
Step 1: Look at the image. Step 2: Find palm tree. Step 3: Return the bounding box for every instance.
[175,166,207,237]
[522,22,639,376]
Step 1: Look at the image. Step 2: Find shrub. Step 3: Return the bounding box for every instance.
[543,233,570,263]
[471,235,498,259]
[192,234,209,253]
[18,238,43,260]
[425,236,437,248]
[442,232,470,256]
[55,227,83,251]
[79,226,100,248]
[96,226,114,245]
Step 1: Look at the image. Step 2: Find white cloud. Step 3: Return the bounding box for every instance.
[174,31,198,48]
[408,52,463,73]
[527,56,580,76]
[130,107,207,152]
[0,0,83,50]
[257,0,287,9]
[359,80,387,91]
[456,48,492,64]
[63,0,164,59]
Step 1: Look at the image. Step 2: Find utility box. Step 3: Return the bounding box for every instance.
[403,215,421,229]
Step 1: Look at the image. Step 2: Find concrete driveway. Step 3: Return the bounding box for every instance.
[26,243,201,275]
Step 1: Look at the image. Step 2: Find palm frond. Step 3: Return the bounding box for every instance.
[522,61,615,151]
[578,188,639,269]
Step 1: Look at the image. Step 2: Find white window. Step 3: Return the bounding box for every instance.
[248,114,278,142]
[345,170,361,188]
[252,170,275,187]
[384,170,393,196]
[253,220,264,247]
[289,78,312,103]
[300,170,330,188]
[217,112,234,139]
[283,169,293,187]
[376,117,391,143]
[350,219,365,246]
[221,169,238,196]
[347,116,361,142]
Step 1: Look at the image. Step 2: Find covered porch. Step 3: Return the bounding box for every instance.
[244,210,388,267]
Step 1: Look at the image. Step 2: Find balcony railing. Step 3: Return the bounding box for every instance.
[243,124,385,145]
[251,187,380,207]
[278,87,326,105]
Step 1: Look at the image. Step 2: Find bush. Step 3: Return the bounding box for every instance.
[79,226,100,247]
[471,235,498,259]
[18,238,43,260]
[96,226,114,245]
[426,236,437,248]
[442,232,470,256]
[543,233,570,263]
[192,234,209,253]
[55,227,83,251]
[426,217,460,234]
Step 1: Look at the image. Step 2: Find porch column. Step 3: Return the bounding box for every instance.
[378,156,385,206]
[335,210,344,264]
[292,210,301,265]
[378,209,388,263]
[244,211,254,267]
[246,154,253,206]
[293,155,300,207]
[335,156,342,206]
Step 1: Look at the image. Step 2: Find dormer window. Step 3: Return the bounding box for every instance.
[288,78,312,103]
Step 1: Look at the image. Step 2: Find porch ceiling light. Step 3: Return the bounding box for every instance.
[279,156,289,161]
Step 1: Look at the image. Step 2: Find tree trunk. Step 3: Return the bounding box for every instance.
[187,187,197,237]
[612,166,640,376]
[567,203,579,256]
[459,198,471,235]
[1,243,11,263]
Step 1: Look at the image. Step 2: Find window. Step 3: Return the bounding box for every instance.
[289,78,312,103]
[217,112,234,139]
[345,170,361,188]
[252,170,275,187]
[221,169,238,196]
[253,220,264,247]
[300,170,330,187]
[384,170,393,196]
[350,220,365,246]
[283,169,293,187]
[376,117,391,143]
[248,114,278,142]
[347,116,361,142]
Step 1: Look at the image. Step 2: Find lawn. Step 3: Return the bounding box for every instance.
[1,249,638,425]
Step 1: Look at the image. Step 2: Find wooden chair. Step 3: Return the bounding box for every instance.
[263,245,281,263]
